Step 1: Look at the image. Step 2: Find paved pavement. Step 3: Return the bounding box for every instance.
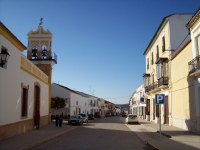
[0,117,199,150]
[124,117,200,150]
[0,123,78,150]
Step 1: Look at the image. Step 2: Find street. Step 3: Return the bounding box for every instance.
[31,116,154,150]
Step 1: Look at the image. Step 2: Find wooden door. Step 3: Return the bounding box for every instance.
[164,96,169,124]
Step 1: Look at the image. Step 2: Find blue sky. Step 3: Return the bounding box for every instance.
[0,0,199,104]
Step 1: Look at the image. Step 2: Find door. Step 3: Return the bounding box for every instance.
[164,96,169,124]
[34,85,40,124]
[153,99,155,120]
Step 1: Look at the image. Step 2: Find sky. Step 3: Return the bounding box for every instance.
[0,0,199,104]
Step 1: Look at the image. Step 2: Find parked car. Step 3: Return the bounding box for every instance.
[68,115,84,125]
[88,114,95,120]
[105,113,111,117]
[121,112,127,117]
[94,112,100,118]
[125,114,138,124]
[79,113,88,123]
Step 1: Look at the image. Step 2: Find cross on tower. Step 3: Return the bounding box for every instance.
[39,17,43,26]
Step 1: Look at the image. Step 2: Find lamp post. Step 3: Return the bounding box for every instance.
[0,48,10,68]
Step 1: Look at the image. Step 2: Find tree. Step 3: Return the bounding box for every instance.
[51,97,66,109]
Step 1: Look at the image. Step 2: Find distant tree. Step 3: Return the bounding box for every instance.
[51,97,66,109]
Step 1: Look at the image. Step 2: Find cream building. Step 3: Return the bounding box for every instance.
[143,14,192,124]
[98,98,107,116]
[0,21,51,140]
[170,9,200,133]
[187,9,200,133]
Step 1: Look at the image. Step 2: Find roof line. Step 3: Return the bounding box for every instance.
[0,21,26,50]
[143,13,193,55]
[53,83,98,98]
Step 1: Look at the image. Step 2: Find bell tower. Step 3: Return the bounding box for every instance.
[27,18,57,118]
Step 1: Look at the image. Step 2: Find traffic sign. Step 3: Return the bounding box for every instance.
[155,94,165,104]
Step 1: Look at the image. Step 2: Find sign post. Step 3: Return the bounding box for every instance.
[155,94,165,136]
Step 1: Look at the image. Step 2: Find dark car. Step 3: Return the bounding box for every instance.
[121,112,127,117]
[105,113,111,117]
[88,114,95,120]
[68,115,83,125]
[95,112,100,118]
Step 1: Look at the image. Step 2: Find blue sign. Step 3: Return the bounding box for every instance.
[155,94,165,104]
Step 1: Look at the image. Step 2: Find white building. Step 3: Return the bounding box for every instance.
[51,83,99,116]
[0,22,50,140]
[129,84,145,118]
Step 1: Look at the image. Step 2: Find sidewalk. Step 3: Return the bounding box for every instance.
[1,118,199,150]
[126,117,200,150]
[0,123,77,150]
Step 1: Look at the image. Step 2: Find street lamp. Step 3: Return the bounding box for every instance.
[0,48,10,68]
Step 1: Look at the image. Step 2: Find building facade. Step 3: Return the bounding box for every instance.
[129,84,145,118]
[187,9,200,133]
[0,22,50,140]
[51,83,99,116]
[143,14,192,124]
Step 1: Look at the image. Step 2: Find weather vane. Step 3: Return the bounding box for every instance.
[39,17,43,26]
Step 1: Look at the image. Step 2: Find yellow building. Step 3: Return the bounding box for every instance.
[143,14,192,124]
[170,9,200,133]
[178,9,200,133]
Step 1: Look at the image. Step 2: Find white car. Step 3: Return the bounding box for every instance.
[125,114,138,124]
[79,113,88,123]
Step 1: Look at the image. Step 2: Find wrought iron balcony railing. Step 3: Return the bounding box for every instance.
[188,55,200,74]
[158,77,168,87]
[144,81,158,93]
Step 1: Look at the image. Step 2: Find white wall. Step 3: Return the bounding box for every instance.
[0,35,49,125]
[169,15,192,50]
[51,83,100,116]
[51,83,70,99]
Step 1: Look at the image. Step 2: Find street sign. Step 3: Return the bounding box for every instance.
[155,94,165,104]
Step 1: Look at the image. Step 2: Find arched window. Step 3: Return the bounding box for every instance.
[32,47,38,59]
[41,45,47,59]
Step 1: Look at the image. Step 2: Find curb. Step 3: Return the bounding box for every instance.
[156,131,172,138]
[146,141,159,150]
[20,126,78,150]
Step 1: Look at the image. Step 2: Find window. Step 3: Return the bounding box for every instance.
[156,63,161,79]
[90,100,92,106]
[76,101,78,105]
[32,47,38,59]
[195,34,200,56]
[162,36,165,52]
[156,45,159,60]
[147,58,149,70]
[151,52,154,65]
[162,62,168,77]
[21,88,28,117]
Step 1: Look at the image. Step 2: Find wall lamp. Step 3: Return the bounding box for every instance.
[0,48,10,68]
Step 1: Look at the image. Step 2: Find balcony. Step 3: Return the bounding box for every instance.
[145,81,159,93]
[188,55,200,77]
[30,52,57,65]
[158,77,168,87]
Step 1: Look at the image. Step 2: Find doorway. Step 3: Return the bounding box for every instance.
[164,96,169,124]
[34,85,40,123]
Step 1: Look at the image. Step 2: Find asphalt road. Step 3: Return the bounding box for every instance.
[32,116,155,150]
